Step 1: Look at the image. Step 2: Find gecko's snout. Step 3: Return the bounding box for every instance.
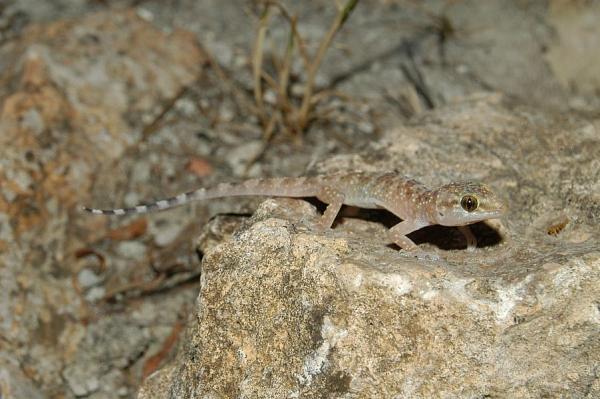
[496,198,507,215]
[484,190,507,219]
[484,201,506,221]
[467,187,506,221]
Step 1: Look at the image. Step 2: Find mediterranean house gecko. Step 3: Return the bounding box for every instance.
[83,172,505,257]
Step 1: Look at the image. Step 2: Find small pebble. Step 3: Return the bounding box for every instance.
[175,98,197,116]
[263,90,277,105]
[226,141,264,176]
[136,7,154,21]
[86,377,100,393]
[357,121,374,135]
[116,241,147,260]
[85,286,106,302]
[151,220,185,247]
[219,105,235,122]
[132,161,151,182]
[77,268,103,288]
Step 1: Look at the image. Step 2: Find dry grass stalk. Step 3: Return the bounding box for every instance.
[251,0,360,142]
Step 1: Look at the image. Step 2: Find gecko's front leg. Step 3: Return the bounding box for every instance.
[457,225,477,251]
[388,220,440,260]
[388,220,423,251]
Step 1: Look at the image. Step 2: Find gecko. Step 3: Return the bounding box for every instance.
[83,172,505,258]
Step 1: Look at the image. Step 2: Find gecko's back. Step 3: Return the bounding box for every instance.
[83,172,429,217]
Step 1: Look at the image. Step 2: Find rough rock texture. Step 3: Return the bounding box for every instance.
[0,355,45,399]
[0,9,204,398]
[139,98,600,398]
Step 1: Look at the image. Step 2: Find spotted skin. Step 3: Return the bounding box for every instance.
[83,172,505,257]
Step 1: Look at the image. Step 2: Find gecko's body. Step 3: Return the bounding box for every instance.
[84,172,505,256]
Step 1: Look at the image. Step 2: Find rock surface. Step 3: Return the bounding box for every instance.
[139,98,600,398]
[0,8,204,398]
[0,355,45,399]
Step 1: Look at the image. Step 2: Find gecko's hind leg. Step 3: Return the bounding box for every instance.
[315,187,345,231]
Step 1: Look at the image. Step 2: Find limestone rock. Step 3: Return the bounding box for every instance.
[0,356,45,399]
[139,200,600,398]
[139,201,598,397]
[138,98,600,398]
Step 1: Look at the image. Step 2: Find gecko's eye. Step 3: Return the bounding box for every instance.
[460,195,478,212]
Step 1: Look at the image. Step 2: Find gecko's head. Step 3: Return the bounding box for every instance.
[433,181,505,226]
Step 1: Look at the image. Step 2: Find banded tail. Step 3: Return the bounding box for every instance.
[82,176,317,216]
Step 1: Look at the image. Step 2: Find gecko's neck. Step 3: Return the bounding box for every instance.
[424,189,441,224]
[385,188,438,225]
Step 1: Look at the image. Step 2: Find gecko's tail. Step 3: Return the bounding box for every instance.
[81,190,202,216]
[82,176,319,216]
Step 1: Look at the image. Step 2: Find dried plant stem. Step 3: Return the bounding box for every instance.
[247,0,360,167]
[200,41,258,117]
[275,18,295,131]
[253,6,272,125]
[296,0,359,130]
[261,0,310,69]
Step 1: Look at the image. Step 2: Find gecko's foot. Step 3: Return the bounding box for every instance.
[404,249,442,262]
[296,216,328,233]
[312,219,332,233]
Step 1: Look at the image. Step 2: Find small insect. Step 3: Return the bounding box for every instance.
[546,215,569,237]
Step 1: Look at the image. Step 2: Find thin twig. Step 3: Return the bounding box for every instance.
[276,17,296,121]
[253,5,272,125]
[141,85,189,140]
[260,0,311,69]
[296,0,359,131]
[243,0,360,172]
[260,70,279,91]
[244,112,281,174]
[198,40,259,118]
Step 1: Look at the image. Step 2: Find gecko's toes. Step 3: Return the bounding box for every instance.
[313,223,329,233]
[295,215,320,231]
[405,249,442,262]
[310,218,333,233]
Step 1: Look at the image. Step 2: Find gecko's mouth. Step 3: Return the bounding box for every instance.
[478,197,506,220]
[475,209,505,222]
[458,209,505,225]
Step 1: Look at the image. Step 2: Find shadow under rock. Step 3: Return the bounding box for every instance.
[240,199,504,251]
[347,206,504,251]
